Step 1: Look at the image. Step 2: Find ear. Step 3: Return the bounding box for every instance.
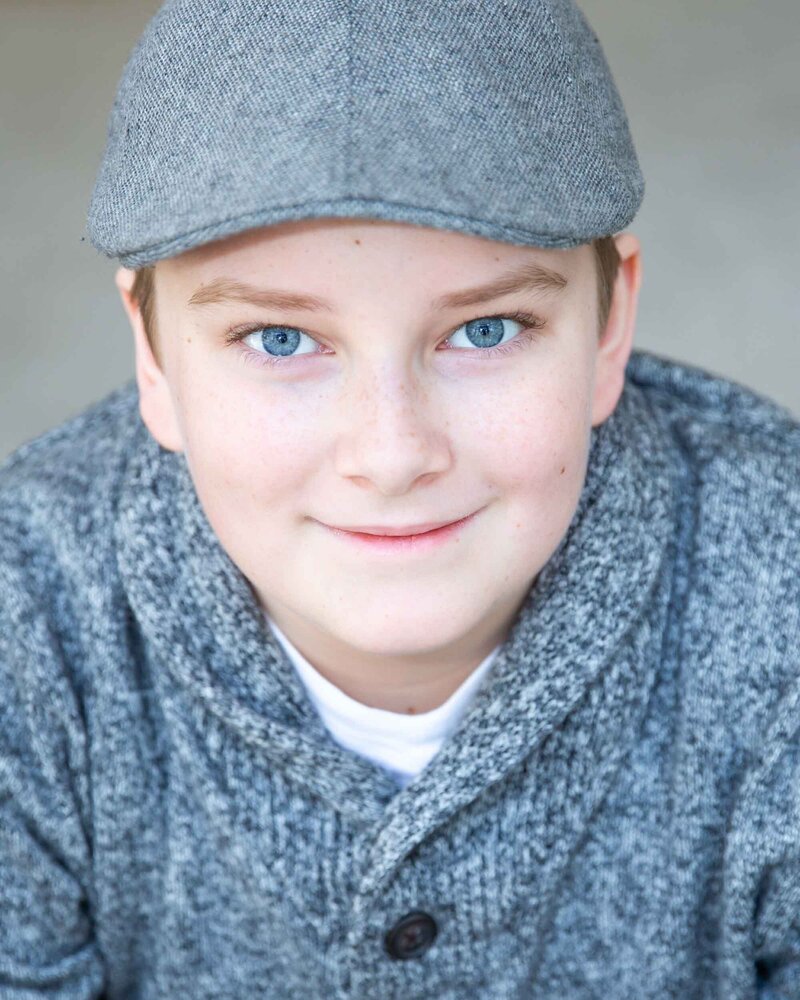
[590,231,642,427]
[115,266,184,453]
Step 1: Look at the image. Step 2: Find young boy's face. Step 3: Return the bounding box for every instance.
[120,219,639,690]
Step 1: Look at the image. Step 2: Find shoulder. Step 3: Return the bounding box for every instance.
[620,357,800,967]
[0,377,142,516]
[626,348,800,528]
[0,380,145,664]
[0,378,142,557]
[626,349,800,736]
[626,349,799,599]
[0,387,146,858]
[627,346,799,623]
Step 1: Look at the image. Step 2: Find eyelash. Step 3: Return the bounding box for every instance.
[222,311,546,370]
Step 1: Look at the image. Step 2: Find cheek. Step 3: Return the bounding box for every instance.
[476,375,590,493]
[174,372,324,550]
[475,372,593,556]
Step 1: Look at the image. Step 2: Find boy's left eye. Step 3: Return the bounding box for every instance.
[445,313,544,353]
[224,310,546,368]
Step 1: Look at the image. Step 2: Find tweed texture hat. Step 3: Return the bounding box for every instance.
[85,0,644,268]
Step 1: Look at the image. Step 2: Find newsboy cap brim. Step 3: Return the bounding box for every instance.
[86,0,644,268]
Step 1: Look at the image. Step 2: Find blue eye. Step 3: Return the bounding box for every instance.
[242,325,319,359]
[448,315,523,351]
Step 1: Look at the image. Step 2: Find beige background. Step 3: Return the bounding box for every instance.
[1,0,798,463]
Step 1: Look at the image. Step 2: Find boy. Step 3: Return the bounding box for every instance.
[1,2,798,998]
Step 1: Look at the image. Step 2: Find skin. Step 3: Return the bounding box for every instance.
[116,219,642,714]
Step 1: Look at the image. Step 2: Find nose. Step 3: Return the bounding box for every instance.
[333,364,451,496]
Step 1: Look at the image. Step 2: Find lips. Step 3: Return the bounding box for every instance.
[316,509,482,553]
[330,518,465,537]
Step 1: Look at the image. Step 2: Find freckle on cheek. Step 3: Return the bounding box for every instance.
[560,465,566,475]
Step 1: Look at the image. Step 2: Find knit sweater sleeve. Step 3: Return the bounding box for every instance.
[0,503,107,996]
[752,731,800,999]
[725,679,800,1000]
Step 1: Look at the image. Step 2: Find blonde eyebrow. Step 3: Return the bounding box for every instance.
[188,279,333,313]
[186,260,568,313]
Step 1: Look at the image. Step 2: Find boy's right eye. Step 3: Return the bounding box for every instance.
[241,325,322,358]
[224,323,328,369]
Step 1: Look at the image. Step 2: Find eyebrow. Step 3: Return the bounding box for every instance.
[186,260,568,313]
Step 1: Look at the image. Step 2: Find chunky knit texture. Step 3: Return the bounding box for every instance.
[85,0,644,267]
[1,348,799,998]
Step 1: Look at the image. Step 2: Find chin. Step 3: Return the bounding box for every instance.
[327,610,473,658]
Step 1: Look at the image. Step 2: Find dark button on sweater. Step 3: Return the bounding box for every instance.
[384,911,438,960]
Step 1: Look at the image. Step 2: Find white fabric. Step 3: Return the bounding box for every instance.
[265,613,500,788]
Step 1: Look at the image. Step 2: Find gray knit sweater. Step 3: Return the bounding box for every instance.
[1,348,799,999]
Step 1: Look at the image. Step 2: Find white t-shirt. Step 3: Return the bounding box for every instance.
[265,613,500,788]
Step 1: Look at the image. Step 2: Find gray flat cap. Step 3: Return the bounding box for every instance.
[86,0,644,268]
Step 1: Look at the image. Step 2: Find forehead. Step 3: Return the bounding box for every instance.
[165,218,588,270]
[156,218,594,309]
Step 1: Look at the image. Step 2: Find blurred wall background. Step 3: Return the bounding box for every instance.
[1,0,798,462]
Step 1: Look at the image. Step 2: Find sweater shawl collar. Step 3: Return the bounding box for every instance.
[115,363,680,875]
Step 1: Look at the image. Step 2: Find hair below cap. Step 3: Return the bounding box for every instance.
[86,0,644,267]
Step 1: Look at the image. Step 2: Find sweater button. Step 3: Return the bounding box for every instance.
[384,911,438,960]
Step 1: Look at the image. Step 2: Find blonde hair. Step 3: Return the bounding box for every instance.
[131,235,621,365]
